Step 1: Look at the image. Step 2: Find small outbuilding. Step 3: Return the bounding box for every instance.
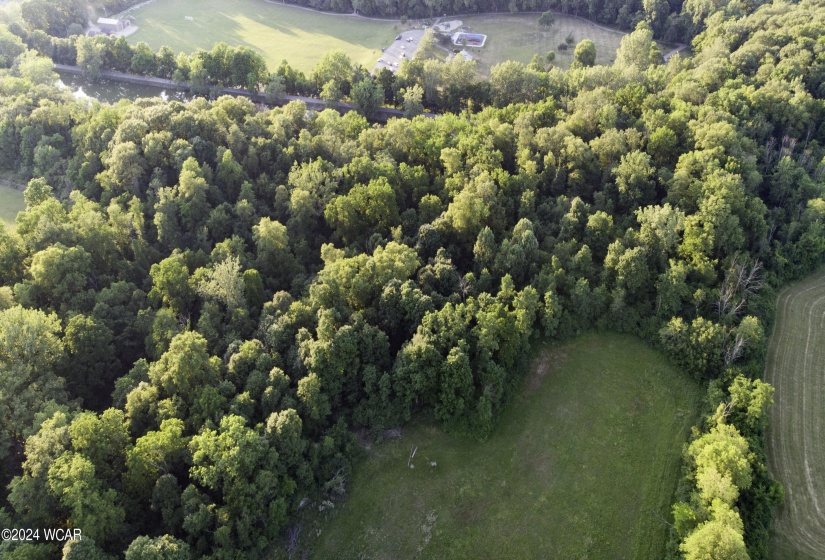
[97,17,130,34]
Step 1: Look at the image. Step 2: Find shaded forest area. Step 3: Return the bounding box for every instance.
[1,0,824,559]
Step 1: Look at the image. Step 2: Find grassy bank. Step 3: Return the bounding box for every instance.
[306,332,701,559]
[0,183,24,231]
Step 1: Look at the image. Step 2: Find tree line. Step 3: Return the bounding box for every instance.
[4,19,667,118]
[3,0,689,117]
[1,0,825,557]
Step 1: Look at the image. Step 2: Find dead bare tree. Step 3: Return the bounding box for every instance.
[763,137,777,172]
[323,467,347,496]
[286,524,301,559]
[382,427,402,439]
[457,274,470,301]
[780,135,797,158]
[709,400,736,427]
[799,148,814,173]
[724,329,750,365]
[716,256,763,323]
[802,123,813,151]
[652,509,675,529]
[717,256,764,367]
[765,222,777,246]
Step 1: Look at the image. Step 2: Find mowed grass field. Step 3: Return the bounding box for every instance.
[125,2,635,76]
[309,333,701,560]
[0,183,24,231]
[766,267,825,560]
[126,0,401,73]
[459,13,627,73]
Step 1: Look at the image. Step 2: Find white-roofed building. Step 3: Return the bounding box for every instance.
[97,17,130,34]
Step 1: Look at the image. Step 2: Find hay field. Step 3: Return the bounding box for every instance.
[766,268,825,559]
[307,333,701,559]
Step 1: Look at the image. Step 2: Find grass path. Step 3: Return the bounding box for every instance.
[766,267,825,559]
[307,333,701,559]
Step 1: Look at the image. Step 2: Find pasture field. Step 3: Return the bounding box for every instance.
[124,1,637,76]
[126,0,403,73]
[0,183,24,231]
[458,13,627,73]
[766,267,825,559]
[308,333,701,559]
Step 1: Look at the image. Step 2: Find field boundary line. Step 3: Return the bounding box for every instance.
[0,177,25,191]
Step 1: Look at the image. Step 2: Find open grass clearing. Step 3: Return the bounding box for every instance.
[307,332,701,559]
[766,267,825,559]
[126,0,407,73]
[0,182,24,231]
[458,13,626,74]
[125,2,658,78]
[455,14,678,75]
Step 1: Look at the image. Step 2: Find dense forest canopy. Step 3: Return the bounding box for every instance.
[0,0,824,558]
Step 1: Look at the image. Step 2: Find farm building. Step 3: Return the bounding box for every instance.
[97,17,130,33]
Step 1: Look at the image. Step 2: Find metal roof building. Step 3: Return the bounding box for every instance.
[97,17,129,33]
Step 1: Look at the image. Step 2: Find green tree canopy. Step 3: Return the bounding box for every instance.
[572,39,597,68]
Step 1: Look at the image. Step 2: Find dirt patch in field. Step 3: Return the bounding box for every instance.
[630,396,647,416]
[455,493,493,528]
[529,452,556,478]
[526,348,568,394]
